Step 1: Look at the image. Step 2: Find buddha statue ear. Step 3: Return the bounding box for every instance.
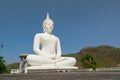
[42,20,46,32]
[43,27,45,32]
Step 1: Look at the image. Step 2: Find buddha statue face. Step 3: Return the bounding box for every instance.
[42,13,54,34]
[43,20,54,34]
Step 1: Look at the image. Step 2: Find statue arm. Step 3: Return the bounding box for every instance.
[33,34,42,55]
[56,38,62,59]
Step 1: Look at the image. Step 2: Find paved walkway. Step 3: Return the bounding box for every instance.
[0,72,120,80]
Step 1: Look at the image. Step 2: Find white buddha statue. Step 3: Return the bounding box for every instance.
[26,13,78,71]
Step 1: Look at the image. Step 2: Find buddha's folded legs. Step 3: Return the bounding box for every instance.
[56,57,76,66]
[26,55,76,67]
[26,54,55,66]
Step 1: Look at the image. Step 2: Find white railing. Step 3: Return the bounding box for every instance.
[95,67,120,71]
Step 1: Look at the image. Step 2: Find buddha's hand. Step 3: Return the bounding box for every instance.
[40,51,52,58]
[50,58,56,63]
[56,55,61,59]
[51,57,57,60]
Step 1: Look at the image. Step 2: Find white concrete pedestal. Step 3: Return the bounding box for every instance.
[25,66,78,73]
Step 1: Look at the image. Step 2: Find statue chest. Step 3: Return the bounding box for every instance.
[40,34,58,46]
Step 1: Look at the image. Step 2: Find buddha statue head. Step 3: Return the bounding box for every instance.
[42,13,54,34]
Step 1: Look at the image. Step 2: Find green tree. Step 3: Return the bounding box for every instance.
[0,56,7,74]
[80,54,97,70]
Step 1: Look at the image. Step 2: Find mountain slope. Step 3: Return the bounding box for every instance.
[67,45,120,68]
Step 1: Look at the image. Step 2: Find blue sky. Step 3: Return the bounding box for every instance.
[0,0,120,64]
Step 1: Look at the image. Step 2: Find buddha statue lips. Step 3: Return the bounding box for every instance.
[26,13,78,70]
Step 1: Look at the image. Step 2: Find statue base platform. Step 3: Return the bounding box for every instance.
[25,66,78,73]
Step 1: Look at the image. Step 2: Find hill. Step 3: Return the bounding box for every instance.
[66,45,120,68]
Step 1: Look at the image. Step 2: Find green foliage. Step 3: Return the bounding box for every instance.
[80,54,97,70]
[7,63,19,73]
[0,56,7,74]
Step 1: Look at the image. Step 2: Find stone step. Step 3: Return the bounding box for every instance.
[0,72,120,80]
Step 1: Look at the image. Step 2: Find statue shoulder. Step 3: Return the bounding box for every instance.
[53,35,60,41]
[35,33,44,36]
[34,33,44,38]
